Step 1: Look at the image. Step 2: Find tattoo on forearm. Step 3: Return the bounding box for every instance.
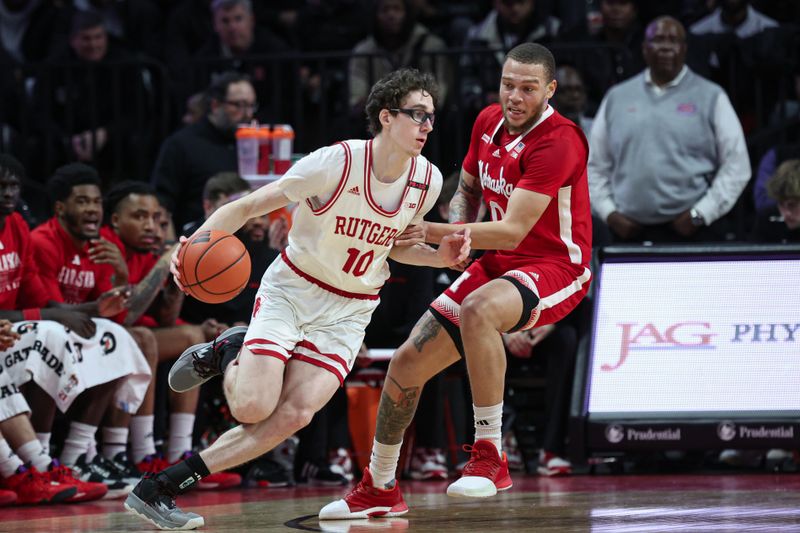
[123,259,171,326]
[449,186,481,224]
[375,376,420,444]
[412,313,441,352]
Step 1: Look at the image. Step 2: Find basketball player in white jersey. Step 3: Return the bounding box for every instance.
[124,68,471,530]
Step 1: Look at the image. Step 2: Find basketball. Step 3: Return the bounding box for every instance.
[178,230,251,304]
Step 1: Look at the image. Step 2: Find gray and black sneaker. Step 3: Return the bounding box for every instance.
[124,472,204,530]
[169,326,247,393]
[72,454,133,499]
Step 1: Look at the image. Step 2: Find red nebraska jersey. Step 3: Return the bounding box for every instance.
[30,217,115,304]
[0,212,51,309]
[462,104,591,268]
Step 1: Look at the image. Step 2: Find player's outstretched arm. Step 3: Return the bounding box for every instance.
[389,228,471,268]
[426,187,550,250]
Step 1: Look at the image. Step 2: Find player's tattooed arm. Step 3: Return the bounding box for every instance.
[376,375,420,448]
[155,281,185,326]
[449,173,482,223]
[123,250,175,326]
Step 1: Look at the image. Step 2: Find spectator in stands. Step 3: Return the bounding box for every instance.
[754,139,800,213]
[751,159,800,243]
[349,0,451,114]
[551,64,594,136]
[461,0,560,111]
[151,72,255,230]
[588,16,751,243]
[194,0,291,124]
[690,0,778,40]
[0,0,67,65]
[66,0,164,59]
[35,10,147,185]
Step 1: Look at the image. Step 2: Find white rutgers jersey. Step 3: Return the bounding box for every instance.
[278,139,442,296]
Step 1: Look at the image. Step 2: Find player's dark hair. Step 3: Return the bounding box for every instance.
[104,180,157,223]
[767,159,800,201]
[47,163,101,205]
[365,68,439,136]
[203,172,250,202]
[206,71,252,106]
[0,153,26,181]
[70,10,105,37]
[505,43,556,82]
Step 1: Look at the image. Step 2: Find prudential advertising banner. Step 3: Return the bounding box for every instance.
[588,258,800,414]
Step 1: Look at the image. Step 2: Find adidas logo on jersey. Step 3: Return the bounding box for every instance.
[492,149,501,157]
[347,186,360,195]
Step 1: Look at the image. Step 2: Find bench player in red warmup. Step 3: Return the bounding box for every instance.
[321,42,592,519]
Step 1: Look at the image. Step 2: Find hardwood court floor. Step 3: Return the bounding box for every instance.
[1,473,799,532]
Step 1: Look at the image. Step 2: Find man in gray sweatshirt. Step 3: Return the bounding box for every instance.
[588,16,750,243]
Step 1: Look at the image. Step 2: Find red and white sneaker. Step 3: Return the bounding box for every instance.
[47,459,108,502]
[174,452,241,490]
[446,440,512,498]
[0,464,77,504]
[0,489,16,506]
[319,468,408,519]
[537,451,572,477]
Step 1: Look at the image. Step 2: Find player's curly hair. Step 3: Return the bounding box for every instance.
[47,162,101,205]
[365,68,439,136]
[767,159,800,202]
[505,43,556,82]
[104,180,157,223]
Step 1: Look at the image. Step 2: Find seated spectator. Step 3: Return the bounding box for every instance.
[0,0,67,65]
[66,0,163,59]
[753,140,800,213]
[690,0,778,41]
[34,10,151,186]
[349,0,451,117]
[151,72,256,231]
[551,64,594,136]
[588,16,751,243]
[461,0,560,111]
[194,0,292,124]
[751,159,800,243]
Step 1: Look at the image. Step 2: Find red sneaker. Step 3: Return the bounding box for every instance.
[174,452,241,490]
[135,454,170,474]
[0,465,77,504]
[47,460,108,502]
[0,489,16,506]
[319,467,408,519]
[446,440,512,498]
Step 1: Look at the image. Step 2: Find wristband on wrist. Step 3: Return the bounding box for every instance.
[22,308,42,321]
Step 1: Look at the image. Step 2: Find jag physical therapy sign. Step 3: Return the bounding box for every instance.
[588,258,800,415]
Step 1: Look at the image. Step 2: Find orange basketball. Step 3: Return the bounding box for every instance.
[178,230,251,304]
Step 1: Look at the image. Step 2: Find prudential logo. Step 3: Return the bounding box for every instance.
[602,322,717,371]
[605,424,625,443]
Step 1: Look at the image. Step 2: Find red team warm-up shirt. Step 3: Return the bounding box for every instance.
[0,212,52,309]
[462,104,591,269]
[30,217,117,304]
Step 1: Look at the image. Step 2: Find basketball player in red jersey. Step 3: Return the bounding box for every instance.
[322,42,592,518]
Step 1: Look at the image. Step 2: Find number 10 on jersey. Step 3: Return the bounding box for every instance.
[342,248,375,277]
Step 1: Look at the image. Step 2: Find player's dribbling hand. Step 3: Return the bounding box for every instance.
[170,236,189,292]
[394,224,426,247]
[437,227,471,268]
[0,319,20,350]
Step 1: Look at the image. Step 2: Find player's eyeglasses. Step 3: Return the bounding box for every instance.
[390,108,435,126]
[224,100,259,112]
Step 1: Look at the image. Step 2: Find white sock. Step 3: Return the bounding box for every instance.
[474,403,503,457]
[0,439,23,478]
[103,426,129,459]
[60,421,97,466]
[36,432,51,456]
[167,413,195,463]
[368,439,402,489]
[130,415,156,462]
[16,439,52,472]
